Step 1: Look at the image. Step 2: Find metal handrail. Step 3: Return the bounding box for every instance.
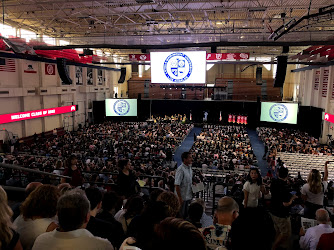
[0,163,71,179]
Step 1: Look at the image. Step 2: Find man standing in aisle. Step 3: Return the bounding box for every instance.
[175,152,193,218]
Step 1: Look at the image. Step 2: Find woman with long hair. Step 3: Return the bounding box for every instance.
[301,161,329,219]
[13,185,59,250]
[60,155,83,187]
[0,186,22,250]
[243,167,267,208]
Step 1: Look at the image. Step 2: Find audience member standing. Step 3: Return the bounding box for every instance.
[0,186,23,250]
[269,167,298,250]
[299,209,334,250]
[175,152,193,218]
[200,197,239,250]
[243,167,267,208]
[61,155,83,187]
[117,159,138,199]
[301,162,329,219]
[32,189,113,250]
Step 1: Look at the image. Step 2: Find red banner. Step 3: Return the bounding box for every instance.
[45,63,56,75]
[324,112,334,123]
[129,53,249,61]
[129,54,150,61]
[0,105,76,124]
[206,53,249,60]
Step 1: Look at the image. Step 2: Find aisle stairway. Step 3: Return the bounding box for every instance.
[174,127,202,167]
[247,129,270,177]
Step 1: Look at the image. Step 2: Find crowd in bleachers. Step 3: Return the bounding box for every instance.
[1,123,334,250]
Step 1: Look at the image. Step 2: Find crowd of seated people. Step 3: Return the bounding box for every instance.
[1,121,334,249]
[191,125,256,171]
[257,127,330,156]
[0,121,193,191]
[2,162,333,250]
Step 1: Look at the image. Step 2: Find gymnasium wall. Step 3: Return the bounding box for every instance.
[0,53,122,142]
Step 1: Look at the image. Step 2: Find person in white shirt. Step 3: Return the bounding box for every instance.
[32,189,113,250]
[301,162,329,219]
[299,209,334,250]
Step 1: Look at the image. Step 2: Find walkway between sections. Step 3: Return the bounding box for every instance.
[247,129,270,177]
[174,127,202,167]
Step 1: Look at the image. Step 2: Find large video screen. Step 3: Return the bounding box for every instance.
[260,102,298,124]
[150,51,206,84]
[105,99,137,117]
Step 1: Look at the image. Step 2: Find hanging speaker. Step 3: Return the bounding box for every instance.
[56,58,72,85]
[282,46,289,54]
[118,67,126,83]
[274,56,287,88]
[211,46,217,53]
[256,67,262,85]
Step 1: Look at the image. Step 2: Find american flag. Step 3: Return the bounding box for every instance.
[0,58,16,72]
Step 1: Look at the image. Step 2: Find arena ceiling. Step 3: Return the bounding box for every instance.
[3,0,334,58]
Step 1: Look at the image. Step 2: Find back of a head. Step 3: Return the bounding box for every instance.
[85,187,102,211]
[278,167,289,179]
[217,196,239,214]
[102,191,122,212]
[21,184,59,219]
[57,189,90,231]
[0,186,14,248]
[316,209,330,224]
[307,169,322,194]
[25,182,43,197]
[124,195,144,219]
[188,202,204,223]
[157,192,180,217]
[153,217,206,250]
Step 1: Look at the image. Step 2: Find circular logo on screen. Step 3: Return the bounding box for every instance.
[113,100,130,116]
[269,104,288,122]
[163,53,192,83]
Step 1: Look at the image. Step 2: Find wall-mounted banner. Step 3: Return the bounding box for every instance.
[129,53,250,61]
[322,68,329,98]
[0,105,77,124]
[314,70,320,90]
[206,53,250,60]
[129,54,150,61]
[23,61,37,74]
[45,63,56,75]
[0,58,16,72]
[324,112,334,123]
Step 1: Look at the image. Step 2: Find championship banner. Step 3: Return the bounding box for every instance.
[232,115,236,123]
[45,63,56,75]
[237,115,241,124]
[244,116,248,125]
[129,53,249,61]
[322,68,329,98]
[206,53,250,61]
[314,70,320,90]
[0,105,77,124]
[219,111,222,121]
[129,54,150,61]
